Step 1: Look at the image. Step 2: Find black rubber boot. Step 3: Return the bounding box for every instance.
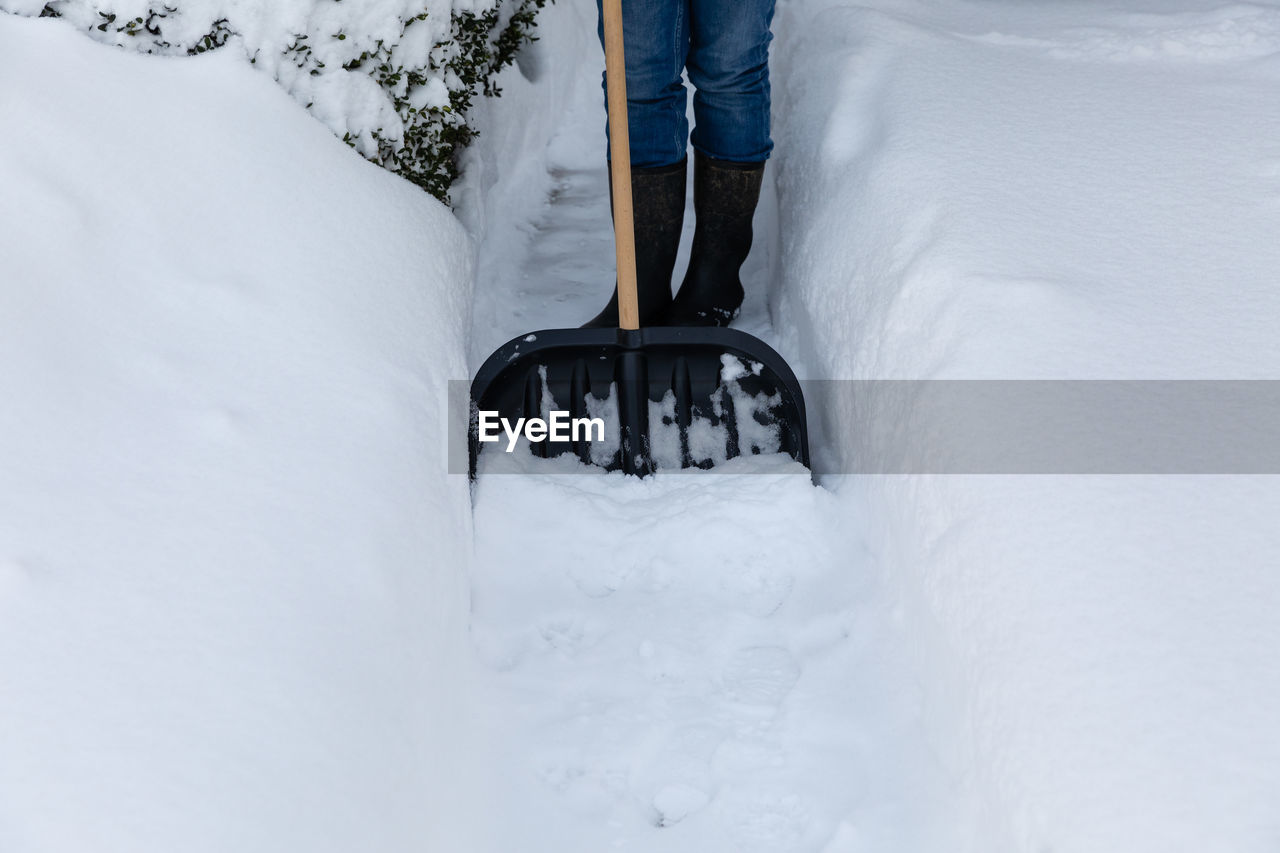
[582,158,687,328]
[662,153,764,326]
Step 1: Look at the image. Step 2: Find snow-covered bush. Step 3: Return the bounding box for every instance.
[2,0,547,201]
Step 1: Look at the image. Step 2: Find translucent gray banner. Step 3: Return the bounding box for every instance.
[450,380,1280,475]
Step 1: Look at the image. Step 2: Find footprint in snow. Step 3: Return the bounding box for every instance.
[722,792,814,852]
[632,724,724,825]
[567,557,633,598]
[720,567,795,617]
[722,646,802,708]
[538,614,597,655]
[653,783,711,826]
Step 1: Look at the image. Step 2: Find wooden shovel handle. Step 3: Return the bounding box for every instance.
[602,0,639,330]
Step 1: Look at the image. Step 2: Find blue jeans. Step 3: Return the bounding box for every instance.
[598,0,775,167]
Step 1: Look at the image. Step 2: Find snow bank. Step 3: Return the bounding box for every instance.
[1,0,538,199]
[0,15,477,852]
[773,0,1280,849]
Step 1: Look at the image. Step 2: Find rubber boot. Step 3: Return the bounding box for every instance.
[662,153,764,326]
[582,158,687,328]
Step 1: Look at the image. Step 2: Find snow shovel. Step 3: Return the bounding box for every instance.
[468,0,810,477]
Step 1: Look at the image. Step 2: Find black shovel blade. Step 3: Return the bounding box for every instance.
[469,326,810,477]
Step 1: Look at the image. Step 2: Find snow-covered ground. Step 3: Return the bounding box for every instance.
[4,0,1280,851]
[461,0,1280,850]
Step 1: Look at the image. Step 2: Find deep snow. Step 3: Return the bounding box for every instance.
[770,1,1280,849]
[0,16,478,852]
[3,0,1280,852]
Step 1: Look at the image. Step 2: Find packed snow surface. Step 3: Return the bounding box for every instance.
[3,0,1280,852]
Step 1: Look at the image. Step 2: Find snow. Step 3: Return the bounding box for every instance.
[4,0,1280,851]
[0,15,478,853]
[2,0,463,157]
[769,0,1280,849]
[462,0,1280,850]
[468,457,860,851]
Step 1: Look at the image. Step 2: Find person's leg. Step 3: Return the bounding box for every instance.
[685,0,773,164]
[596,0,689,168]
[585,0,691,327]
[581,158,688,327]
[664,0,774,326]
